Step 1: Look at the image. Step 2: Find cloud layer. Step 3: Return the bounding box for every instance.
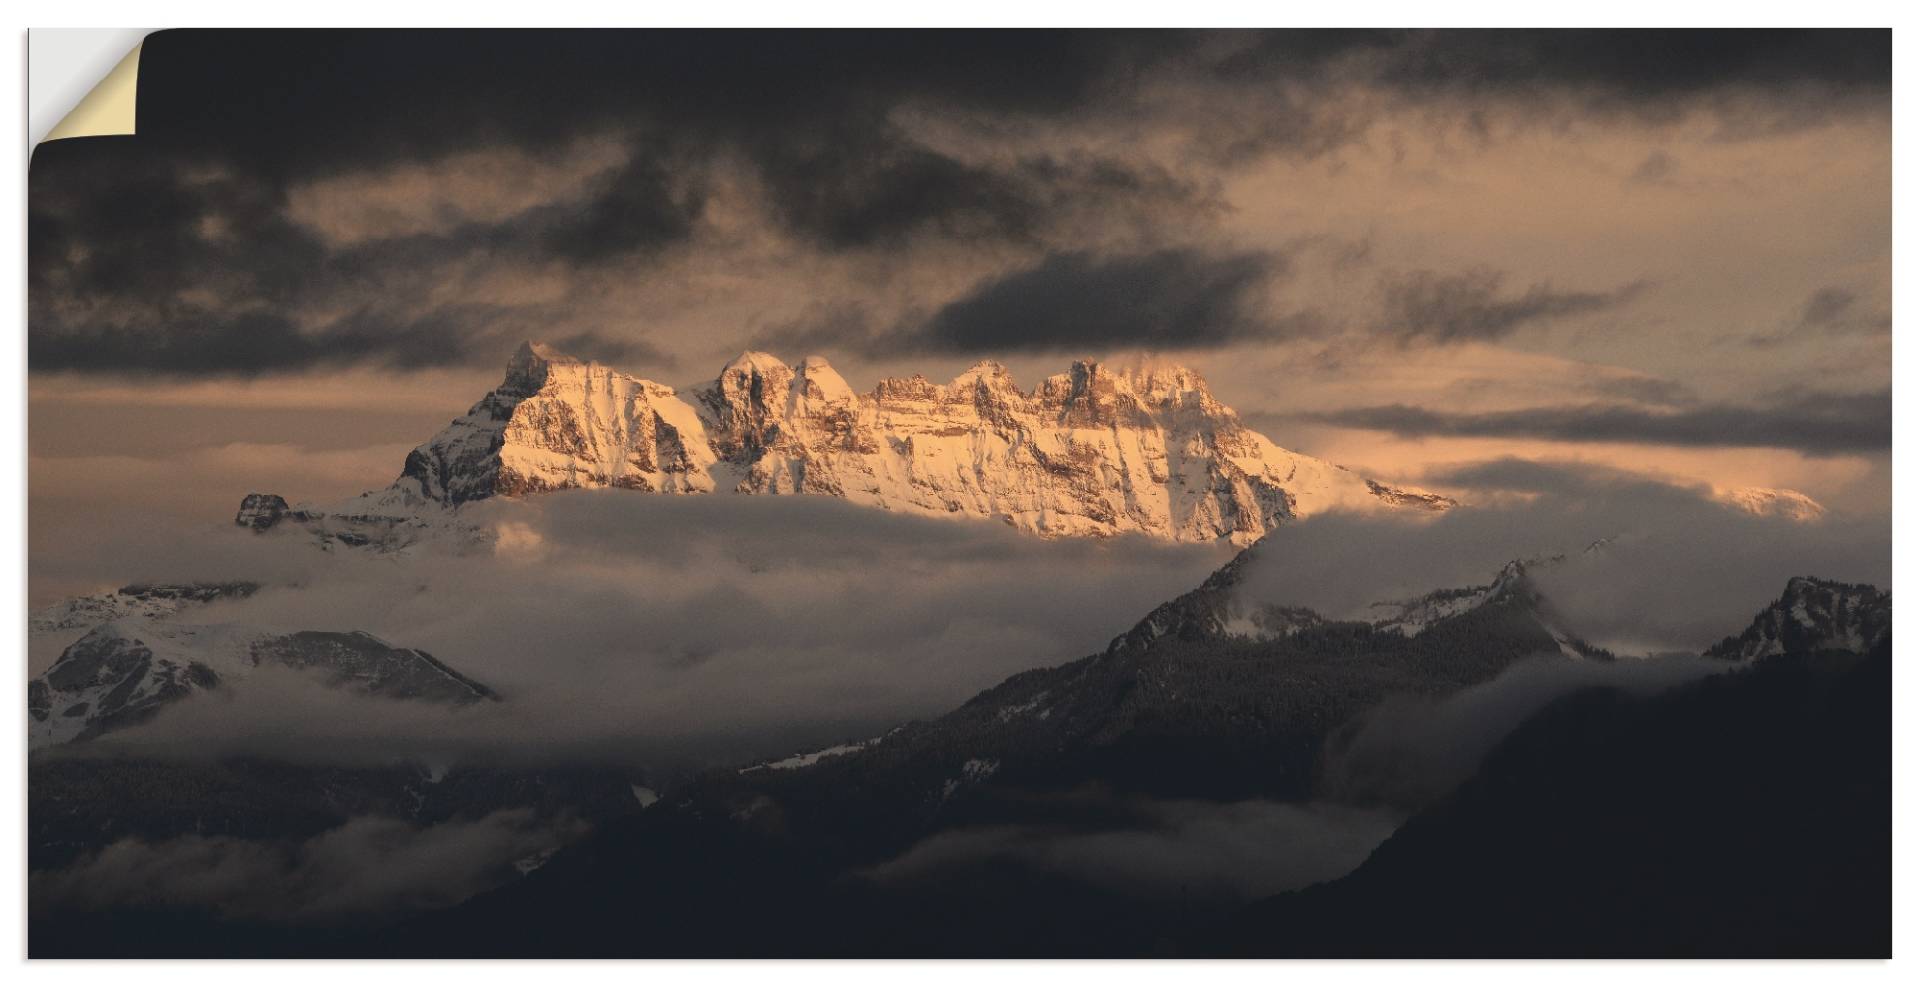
[865,796,1400,905]
[1298,389,1890,456]
[54,493,1228,769]
[1377,268,1647,345]
[1229,459,1888,654]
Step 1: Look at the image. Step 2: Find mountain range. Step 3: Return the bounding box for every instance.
[331,570,1889,959]
[626,566,1880,841]
[242,342,1458,547]
[234,343,1832,552]
[27,499,1891,957]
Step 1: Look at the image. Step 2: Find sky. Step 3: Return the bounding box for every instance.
[27,28,1893,601]
[20,31,1894,922]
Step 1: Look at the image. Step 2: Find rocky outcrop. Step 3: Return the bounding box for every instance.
[339,342,1454,545]
[235,493,302,530]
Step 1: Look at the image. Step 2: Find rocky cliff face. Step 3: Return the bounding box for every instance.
[367,342,1452,545]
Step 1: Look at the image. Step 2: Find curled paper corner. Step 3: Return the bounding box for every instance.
[41,40,143,143]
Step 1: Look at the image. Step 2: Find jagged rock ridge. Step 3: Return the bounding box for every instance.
[266,342,1454,546]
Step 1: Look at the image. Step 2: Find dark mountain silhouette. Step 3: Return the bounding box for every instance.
[1212,640,1890,956]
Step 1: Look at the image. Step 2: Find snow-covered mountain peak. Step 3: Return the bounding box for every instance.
[720,349,794,385]
[949,359,1018,390]
[243,343,1456,545]
[1714,485,1828,522]
[789,356,857,410]
[504,340,584,391]
[1127,363,1216,407]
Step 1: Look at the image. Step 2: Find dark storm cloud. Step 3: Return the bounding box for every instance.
[759,147,1219,250]
[310,145,705,272]
[27,143,321,303]
[762,247,1308,356]
[120,28,1888,209]
[1300,388,1889,456]
[27,137,683,375]
[519,151,707,263]
[1377,267,1648,344]
[28,300,662,377]
[1368,29,1888,105]
[30,137,1214,376]
[127,30,1887,180]
[759,135,1035,249]
[1204,29,1887,152]
[905,249,1311,354]
[32,310,315,376]
[25,143,359,374]
[123,30,1221,253]
[316,306,673,374]
[131,30,1188,179]
[31,32,1227,374]
[28,256,656,377]
[29,29,1889,375]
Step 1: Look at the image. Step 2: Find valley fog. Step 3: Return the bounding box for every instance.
[46,493,1228,769]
